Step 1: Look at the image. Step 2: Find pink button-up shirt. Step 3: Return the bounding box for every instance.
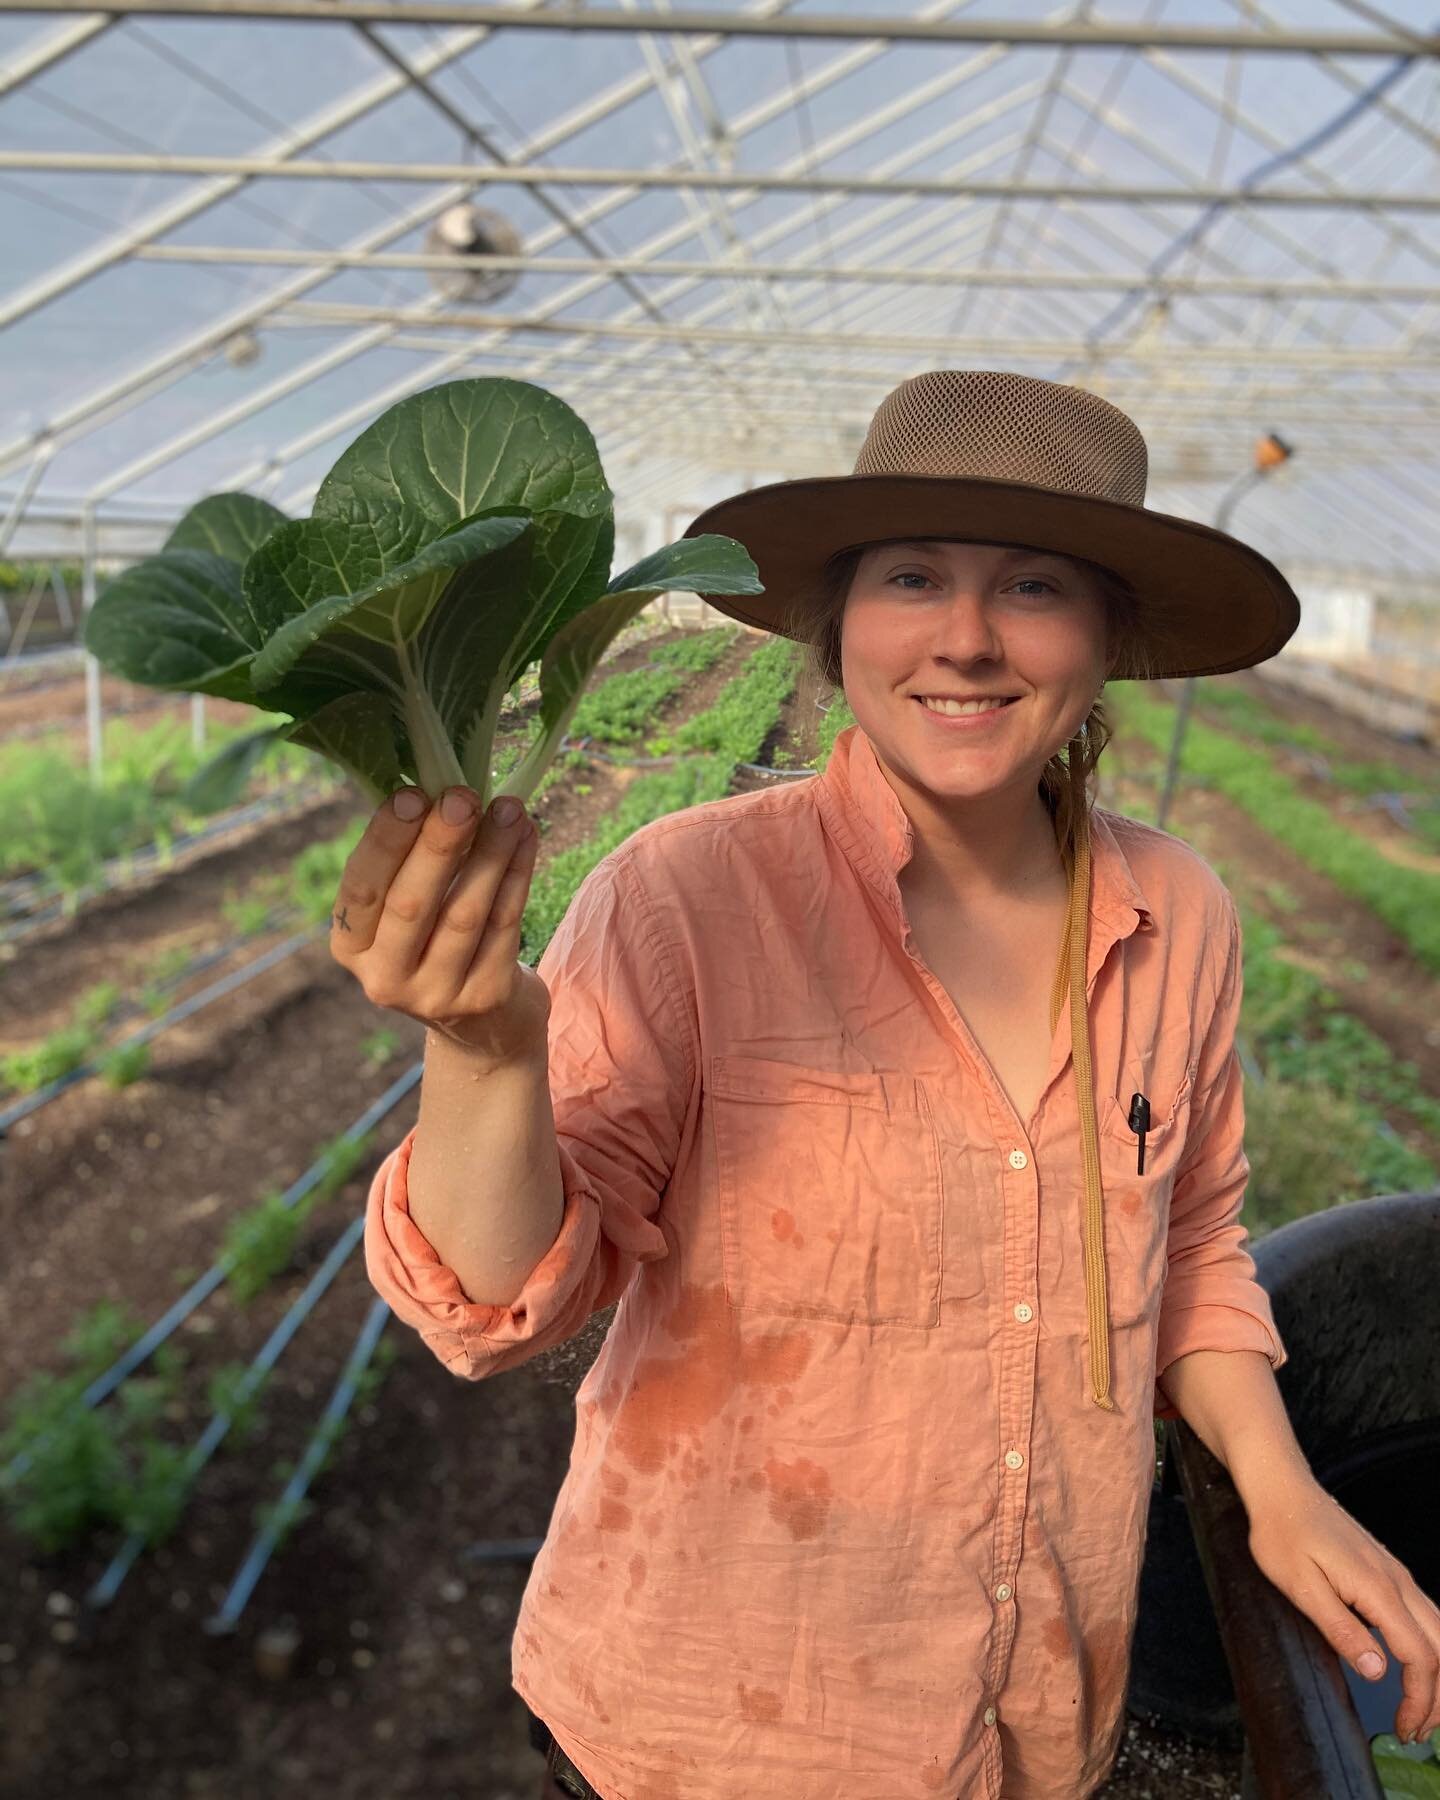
[364,722,1287,1799]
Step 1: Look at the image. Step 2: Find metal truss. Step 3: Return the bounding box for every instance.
[0,0,1436,582]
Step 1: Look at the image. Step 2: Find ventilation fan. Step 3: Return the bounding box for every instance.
[423,203,524,304]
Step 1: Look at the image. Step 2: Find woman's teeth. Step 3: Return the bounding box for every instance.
[917,696,1015,717]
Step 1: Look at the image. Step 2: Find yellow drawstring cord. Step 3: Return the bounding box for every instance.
[1047,734,1114,1411]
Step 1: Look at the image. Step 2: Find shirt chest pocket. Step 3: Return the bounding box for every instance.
[708,1054,943,1329]
[1083,1062,1198,1329]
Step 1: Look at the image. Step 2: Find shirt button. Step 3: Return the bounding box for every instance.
[1008,1148,1028,1169]
[1004,1449,1025,1471]
[994,1583,1013,1602]
[1013,1302,1033,1323]
[983,1706,998,1726]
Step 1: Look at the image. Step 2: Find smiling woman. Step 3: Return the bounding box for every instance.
[780,533,1156,851]
[359,370,1368,1800]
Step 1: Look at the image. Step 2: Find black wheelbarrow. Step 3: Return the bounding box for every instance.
[1129,1187,1440,1799]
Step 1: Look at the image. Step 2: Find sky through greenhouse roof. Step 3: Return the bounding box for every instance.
[0,0,1437,583]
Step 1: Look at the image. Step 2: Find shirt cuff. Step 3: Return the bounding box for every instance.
[1153,1294,1288,1422]
[363,1127,603,1377]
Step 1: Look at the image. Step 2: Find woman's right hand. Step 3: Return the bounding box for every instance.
[329,784,551,1067]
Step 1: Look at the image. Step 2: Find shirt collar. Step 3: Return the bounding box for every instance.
[814,722,1154,938]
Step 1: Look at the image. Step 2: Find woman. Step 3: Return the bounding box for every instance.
[351,371,1440,1799]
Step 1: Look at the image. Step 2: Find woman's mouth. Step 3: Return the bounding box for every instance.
[912,694,1020,729]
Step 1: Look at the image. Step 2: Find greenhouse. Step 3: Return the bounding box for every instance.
[1,4,1437,1797]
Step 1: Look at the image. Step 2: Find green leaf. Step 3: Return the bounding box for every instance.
[1374,1735,1438,1765]
[84,548,266,702]
[492,586,657,805]
[312,377,611,539]
[1374,1753,1440,1798]
[180,725,292,813]
[164,492,288,564]
[287,693,405,806]
[247,509,532,694]
[604,533,763,602]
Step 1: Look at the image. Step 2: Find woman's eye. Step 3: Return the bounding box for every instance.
[1010,578,1056,597]
[889,571,932,590]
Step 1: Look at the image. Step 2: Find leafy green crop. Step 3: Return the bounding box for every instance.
[85,379,761,809]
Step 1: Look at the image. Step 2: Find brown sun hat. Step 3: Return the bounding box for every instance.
[681,368,1301,681]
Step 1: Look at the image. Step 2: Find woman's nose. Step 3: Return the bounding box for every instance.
[933,593,1004,660]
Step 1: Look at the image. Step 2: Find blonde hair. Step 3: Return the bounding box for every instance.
[778,540,1171,861]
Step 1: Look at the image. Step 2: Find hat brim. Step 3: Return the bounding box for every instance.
[681,474,1300,681]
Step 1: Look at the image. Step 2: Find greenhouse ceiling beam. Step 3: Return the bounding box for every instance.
[123,246,1440,305]
[216,31,1051,498]
[615,0,791,347]
[556,56,1436,490]
[0,13,109,98]
[19,0,815,488]
[9,151,1438,212]
[266,303,1440,370]
[69,0,987,506]
[349,26,744,403]
[3,1,1434,55]
[378,353,1439,430]
[1061,58,1440,364]
[0,25,508,338]
[3,0,815,481]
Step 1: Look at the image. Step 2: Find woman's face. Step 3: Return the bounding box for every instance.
[840,537,1109,810]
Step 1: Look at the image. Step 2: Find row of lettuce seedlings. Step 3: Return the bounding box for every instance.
[0,781,342,944]
[2,628,798,1635]
[0,627,748,1137]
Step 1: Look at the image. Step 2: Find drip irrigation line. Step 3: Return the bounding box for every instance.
[0,907,300,1133]
[86,1206,370,1610]
[203,1295,392,1634]
[1,1061,422,1487]
[0,923,323,1139]
[459,1536,546,1564]
[563,736,819,780]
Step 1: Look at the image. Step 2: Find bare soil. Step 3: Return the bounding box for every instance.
[8,638,1423,1800]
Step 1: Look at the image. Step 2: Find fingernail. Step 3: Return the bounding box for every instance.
[392,787,427,821]
[491,796,522,826]
[440,789,477,825]
[1357,1650,1384,1679]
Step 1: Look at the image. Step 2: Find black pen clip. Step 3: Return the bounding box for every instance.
[1128,1092,1151,1174]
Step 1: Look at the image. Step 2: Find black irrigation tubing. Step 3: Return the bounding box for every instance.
[87,1205,372,1611]
[1,1061,423,1488]
[562,736,819,780]
[203,1294,393,1635]
[460,1535,547,1566]
[0,779,340,939]
[0,910,309,1138]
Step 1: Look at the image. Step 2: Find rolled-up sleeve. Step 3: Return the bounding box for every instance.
[1153,897,1288,1421]
[363,843,694,1379]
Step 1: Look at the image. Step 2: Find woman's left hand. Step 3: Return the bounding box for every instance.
[1246,1479,1440,1745]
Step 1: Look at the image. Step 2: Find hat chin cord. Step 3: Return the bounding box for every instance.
[1051,725,1114,1410]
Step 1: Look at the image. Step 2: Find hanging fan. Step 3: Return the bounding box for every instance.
[423,203,524,304]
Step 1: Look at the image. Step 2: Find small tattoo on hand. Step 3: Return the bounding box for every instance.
[333,907,352,932]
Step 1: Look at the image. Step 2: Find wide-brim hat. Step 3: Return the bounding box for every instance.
[681,369,1301,681]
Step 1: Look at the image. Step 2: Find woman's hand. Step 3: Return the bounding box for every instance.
[1246,1479,1440,1745]
[329,783,551,1068]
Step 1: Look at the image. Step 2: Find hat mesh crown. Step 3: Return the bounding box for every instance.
[853,370,1149,508]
